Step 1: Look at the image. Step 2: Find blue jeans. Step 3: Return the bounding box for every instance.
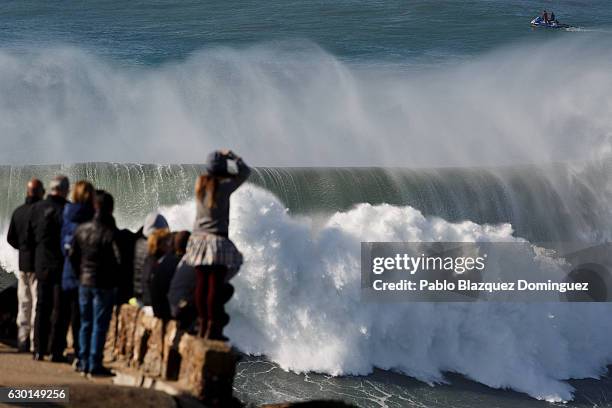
[78,286,114,372]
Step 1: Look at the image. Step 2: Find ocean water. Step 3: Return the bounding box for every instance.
[2,1,612,407]
[3,0,612,65]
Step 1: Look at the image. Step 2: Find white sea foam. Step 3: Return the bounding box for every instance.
[0,227,18,273]
[158,184,612,402]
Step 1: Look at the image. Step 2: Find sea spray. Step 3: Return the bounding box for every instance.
[155,184,612,402]
[0,39,611,166]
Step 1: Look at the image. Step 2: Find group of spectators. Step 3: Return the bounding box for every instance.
[7,150,250,377]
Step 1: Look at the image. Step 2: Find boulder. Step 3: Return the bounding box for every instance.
[105,304,237,404]
[178,334,237,404]
[103,308,119,362]
[141,315,164,376]
[114,304,140,362]
[131,313,159,371]
[162,320,182,380]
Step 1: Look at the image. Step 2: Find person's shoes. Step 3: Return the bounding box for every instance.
[32,353,45,361]
[206,333,229,342]
[50,354,69,363]
[17,341,30,353]
[87,367,114,378]
[203,320,229,342]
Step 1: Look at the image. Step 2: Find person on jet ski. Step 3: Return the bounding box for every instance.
[542,10,549,23]
[550,11,557,23]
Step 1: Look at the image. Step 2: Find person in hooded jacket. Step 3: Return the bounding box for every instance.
[142,228,179,320]
[132,212,168,304]
[56,180,95,364]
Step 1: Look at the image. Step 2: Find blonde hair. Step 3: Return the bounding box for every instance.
[72,180,95,204]
[148,228,171,257]
[195,174,218,209]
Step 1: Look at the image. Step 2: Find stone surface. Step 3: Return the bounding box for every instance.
[115,304,140,362]
[131,312,157,369]
[162,320,182,381]
[178,334,236,403]
[141,315,164,376]
[106,304,237,405]
[104,308,119,362]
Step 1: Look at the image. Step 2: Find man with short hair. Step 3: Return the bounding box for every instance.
[71,190,121,377]
[7,178,45,352]
[29,175,69,361]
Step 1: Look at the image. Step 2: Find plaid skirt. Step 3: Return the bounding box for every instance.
[184,233,243,277]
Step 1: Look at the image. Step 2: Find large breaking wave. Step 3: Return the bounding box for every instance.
[0,163,610,400]
[157,184,612,402]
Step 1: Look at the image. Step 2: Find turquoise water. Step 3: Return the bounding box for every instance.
[3,0,612,66]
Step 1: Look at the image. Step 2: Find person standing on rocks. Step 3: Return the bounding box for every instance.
[184,150,250,341]
[7,178,45,353]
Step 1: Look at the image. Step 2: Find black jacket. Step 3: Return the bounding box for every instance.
[115,228,137,304]
[143,253,179,320]
[29,195,67,282]
[133,230,148,299]
[70,213,121,289]
[7,197,41,272]
[167,258,196,317]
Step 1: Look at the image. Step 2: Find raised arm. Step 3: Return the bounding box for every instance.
[224,150,251,191]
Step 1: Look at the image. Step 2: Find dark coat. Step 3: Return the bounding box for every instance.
[115,228,137,304]
[29,195,67,282]
[143,253,179,320]
[132,230,148,299]
[61,202,94,291]
[167,258,196,317]
[7,197,41,273]
[70,213,121,289]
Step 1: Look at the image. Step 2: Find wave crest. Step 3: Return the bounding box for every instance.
[159,185,612,402]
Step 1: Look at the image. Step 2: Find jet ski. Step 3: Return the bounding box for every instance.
[530,16,571,29]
